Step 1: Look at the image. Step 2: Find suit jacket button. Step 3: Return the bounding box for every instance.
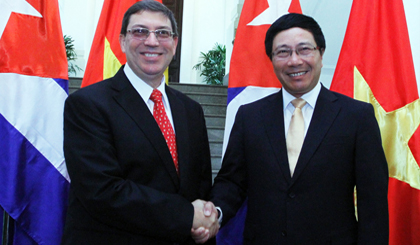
[282,231,287,237]
[289,192,296,198]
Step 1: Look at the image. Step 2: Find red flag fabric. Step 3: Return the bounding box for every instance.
[0,0,67,79]
[288,0,302,14]
[82,0,162,87]
[330,0,420,244]
[229,0,279,90]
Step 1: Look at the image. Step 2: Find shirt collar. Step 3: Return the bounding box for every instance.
[123,64,168,105]
[282,82,322,110]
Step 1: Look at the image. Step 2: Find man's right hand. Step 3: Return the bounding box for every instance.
[191,200,219,244]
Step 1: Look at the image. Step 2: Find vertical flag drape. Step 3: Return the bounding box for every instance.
[217,0,301,244]
[81,0,163,88]
[330,0,420,244]
[0,0,70,244]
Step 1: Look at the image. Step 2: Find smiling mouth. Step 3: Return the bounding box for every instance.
[289,71,307,77]
[144,53,159,57]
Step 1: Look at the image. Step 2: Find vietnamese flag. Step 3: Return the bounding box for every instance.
[330,0,420,244]
[217,0,302,244]
[82,0,162,87]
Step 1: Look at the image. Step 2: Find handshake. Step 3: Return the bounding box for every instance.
[191,200,220,244]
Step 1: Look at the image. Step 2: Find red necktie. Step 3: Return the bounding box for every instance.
[150,89,178,173]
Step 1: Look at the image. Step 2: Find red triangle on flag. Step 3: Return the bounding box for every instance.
[0,0,68,79]
[229,0,276,89]
[229,0,302,89]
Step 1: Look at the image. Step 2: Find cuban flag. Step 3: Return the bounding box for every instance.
[217,0,302,244]
[0,0,70,244]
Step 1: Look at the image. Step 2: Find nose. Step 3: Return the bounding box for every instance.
[287,51,303,66]
[144,32,159,46]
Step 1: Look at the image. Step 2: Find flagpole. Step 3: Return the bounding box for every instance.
[2,211,9,245]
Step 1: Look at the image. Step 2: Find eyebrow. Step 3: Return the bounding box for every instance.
[274,42,314,50]
[130,24,172,30]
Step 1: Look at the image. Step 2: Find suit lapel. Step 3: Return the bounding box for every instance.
[111,68,180,188]
[262,91,292,183]
[291,86,341,184]
[165,86,191,187]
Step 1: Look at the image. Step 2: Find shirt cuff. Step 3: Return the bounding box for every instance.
[216,206,223,225]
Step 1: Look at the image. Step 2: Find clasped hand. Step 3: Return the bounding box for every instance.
[191,200,219,244]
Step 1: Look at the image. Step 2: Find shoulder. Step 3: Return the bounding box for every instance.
[70,74,116,95]
[320,89,376,125]
[65,78,119,115]
[234,91,282,119]
[68,67,128,101]
[327,89,373,111]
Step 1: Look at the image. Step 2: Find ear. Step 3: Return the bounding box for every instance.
[171,36,179,55]
[119,34,127,53]
[320,48,325,57]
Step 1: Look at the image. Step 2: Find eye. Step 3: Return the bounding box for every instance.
[156,30,171,37]
[275,49,291,57]
[298,46,313,54]
[133,28,149,35]
[132,28,149,35]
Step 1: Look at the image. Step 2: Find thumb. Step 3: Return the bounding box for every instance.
[203,201,215,217]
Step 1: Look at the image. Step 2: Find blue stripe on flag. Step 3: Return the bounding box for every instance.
[216,199,247,245]
[227,87,247,105]
[0,113,69,245]
[54,78,69,94]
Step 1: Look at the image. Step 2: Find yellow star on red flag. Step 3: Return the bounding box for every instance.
[354,67,420,189]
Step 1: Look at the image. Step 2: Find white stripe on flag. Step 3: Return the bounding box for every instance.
[0,73,69,181]
[223,86,280,156]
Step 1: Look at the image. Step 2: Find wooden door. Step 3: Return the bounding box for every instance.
[163,0,183,83]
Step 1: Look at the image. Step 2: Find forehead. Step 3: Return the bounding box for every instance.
[128,10,172,29]
[273,27,316,47]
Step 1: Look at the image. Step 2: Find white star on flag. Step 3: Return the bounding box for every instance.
[248,0,292,26]
[0,0,42,39]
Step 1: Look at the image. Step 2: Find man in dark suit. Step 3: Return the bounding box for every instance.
[61,1,218,244]
[208,13,389,244]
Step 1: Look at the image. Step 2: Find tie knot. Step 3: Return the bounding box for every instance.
[291,98,306,109]
[150,89,162,103]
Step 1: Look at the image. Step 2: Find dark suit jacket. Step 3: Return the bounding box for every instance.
[211,86,389,244]
[61,66,213,244]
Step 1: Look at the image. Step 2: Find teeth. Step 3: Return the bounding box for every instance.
[145,53,158,57]
[290,71,306,77]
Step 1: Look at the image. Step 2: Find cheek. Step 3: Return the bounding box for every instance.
[170,45,177,56]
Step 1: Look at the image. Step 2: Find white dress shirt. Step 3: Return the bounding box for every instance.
[124,64,175,131]
[283,82,322,138]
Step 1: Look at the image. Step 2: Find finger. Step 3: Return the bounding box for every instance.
[191,227,207,238]
[191,227,209,243]
[195,233,210,244]
[203,201,215,216]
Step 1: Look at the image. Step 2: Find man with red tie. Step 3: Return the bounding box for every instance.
[61,1,218,244]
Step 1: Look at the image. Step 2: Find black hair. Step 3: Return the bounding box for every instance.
[120,0,178,37]
[264,13,325,59]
